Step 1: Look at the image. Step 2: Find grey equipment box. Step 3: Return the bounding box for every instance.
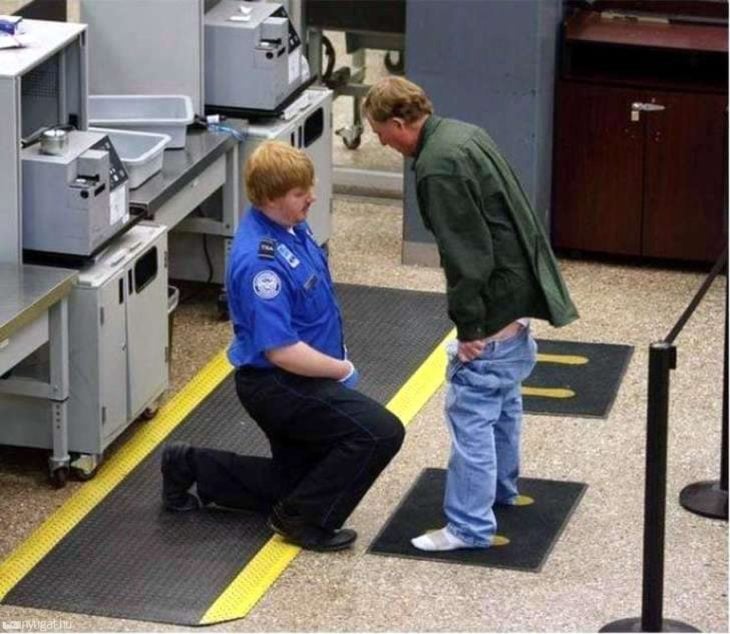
[0,19,88,265]
[22,130,130,257]
[80,0,206,116]
[205,0,307,114]
[0,224,169,462]
[169,87,333,284]
[81,0,306,117]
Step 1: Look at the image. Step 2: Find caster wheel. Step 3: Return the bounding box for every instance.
[336,125,363,151]
[71,454,101,481]
[51,467,69,489]
[342,135,361,150]
[72,465,98,481]
[384,50,404,75]
[141,405,159,420]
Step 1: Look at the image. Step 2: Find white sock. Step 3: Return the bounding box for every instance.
[411,527,472,551]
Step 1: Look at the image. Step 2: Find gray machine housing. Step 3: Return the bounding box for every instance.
[80,0,206,115]
[205,0,306,113]
[0,19,88,264]
[81,0,306,116]
[169,87,332,284]
[0,224,169,456]
[22,130,129,256]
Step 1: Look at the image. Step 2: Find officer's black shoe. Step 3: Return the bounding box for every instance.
[268,502,357,552]
[161,442,200,512]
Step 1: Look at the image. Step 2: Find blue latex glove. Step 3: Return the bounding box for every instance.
[339,360,360,389]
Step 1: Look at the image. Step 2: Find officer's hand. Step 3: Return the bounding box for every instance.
[457,339,487,362]
[338,360,360,389]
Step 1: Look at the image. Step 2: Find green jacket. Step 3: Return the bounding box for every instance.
[413,115,578,340]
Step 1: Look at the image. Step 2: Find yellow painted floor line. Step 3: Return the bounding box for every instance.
[386,329,455,429]
[200,535,300,625]
[201,328,456,624]
[0,350,233,602]
[1,330,456,625]
[537,353,588,365]
[522,386,576,399]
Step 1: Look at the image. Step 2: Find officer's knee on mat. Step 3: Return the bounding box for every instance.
[392,417,406,451]
[161,442,195,480]
[380,411,405,458]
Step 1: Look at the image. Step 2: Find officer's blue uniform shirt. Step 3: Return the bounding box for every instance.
[227,207,345,368]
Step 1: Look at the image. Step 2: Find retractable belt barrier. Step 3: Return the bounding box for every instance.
[601,247,728,634]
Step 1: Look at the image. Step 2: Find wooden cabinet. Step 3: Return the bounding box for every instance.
[554,82,645,256]
[551,9,728,262]
[641,90,727,259]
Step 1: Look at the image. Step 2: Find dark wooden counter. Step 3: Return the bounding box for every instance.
[565,11,727,53]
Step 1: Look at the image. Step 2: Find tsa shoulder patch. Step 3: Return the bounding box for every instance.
[257,238,276,259]
[253,270,281,299]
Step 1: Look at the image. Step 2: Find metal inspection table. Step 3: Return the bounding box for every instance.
[128,127,241,316]
[129,128,240,235]
[0,264,78,485]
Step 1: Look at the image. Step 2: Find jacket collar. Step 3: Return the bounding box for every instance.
[251,207,304,241]
[413,115,441,162]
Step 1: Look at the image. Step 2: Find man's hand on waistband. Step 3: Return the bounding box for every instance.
[457,339,487,362]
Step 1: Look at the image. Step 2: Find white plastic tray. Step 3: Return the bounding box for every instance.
[88,95,193,149]
[91,127,171,189]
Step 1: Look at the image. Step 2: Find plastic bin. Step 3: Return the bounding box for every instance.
[88,95,194,149]
[90,127,171,189]
[167,285,180,354]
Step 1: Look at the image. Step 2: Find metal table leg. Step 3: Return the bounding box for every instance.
[47,298,70,486]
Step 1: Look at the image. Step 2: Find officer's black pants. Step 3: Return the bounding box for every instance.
[189,367,405,530]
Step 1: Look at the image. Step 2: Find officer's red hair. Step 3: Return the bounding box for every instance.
[245,141,315,207]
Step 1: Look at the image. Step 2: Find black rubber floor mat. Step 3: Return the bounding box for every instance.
[369,468,586,572]
[2,285,452,626]
[525,340,633,418]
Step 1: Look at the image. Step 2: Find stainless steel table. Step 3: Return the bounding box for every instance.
[0,264,78,486]
[128,127,241,316]
[129,128,240,233]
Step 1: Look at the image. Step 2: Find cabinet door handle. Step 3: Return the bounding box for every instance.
[631,102,666,121]
[635,102,666,112]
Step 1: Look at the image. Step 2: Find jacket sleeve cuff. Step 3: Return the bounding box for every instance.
[456,323,487,342]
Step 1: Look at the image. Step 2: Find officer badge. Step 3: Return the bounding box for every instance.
[253,270,281,299]
[276,243,300,268]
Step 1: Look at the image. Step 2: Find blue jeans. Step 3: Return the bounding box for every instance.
[443,327,538,546]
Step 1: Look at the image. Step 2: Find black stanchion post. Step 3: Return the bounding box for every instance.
[603,248,725,631]
[601,343,699,633]
[642,343,674,631]
[679,283,728,520]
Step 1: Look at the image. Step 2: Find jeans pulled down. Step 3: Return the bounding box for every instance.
[443,327,537,546]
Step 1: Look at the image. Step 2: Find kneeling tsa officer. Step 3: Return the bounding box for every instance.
[160,141,404,552]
